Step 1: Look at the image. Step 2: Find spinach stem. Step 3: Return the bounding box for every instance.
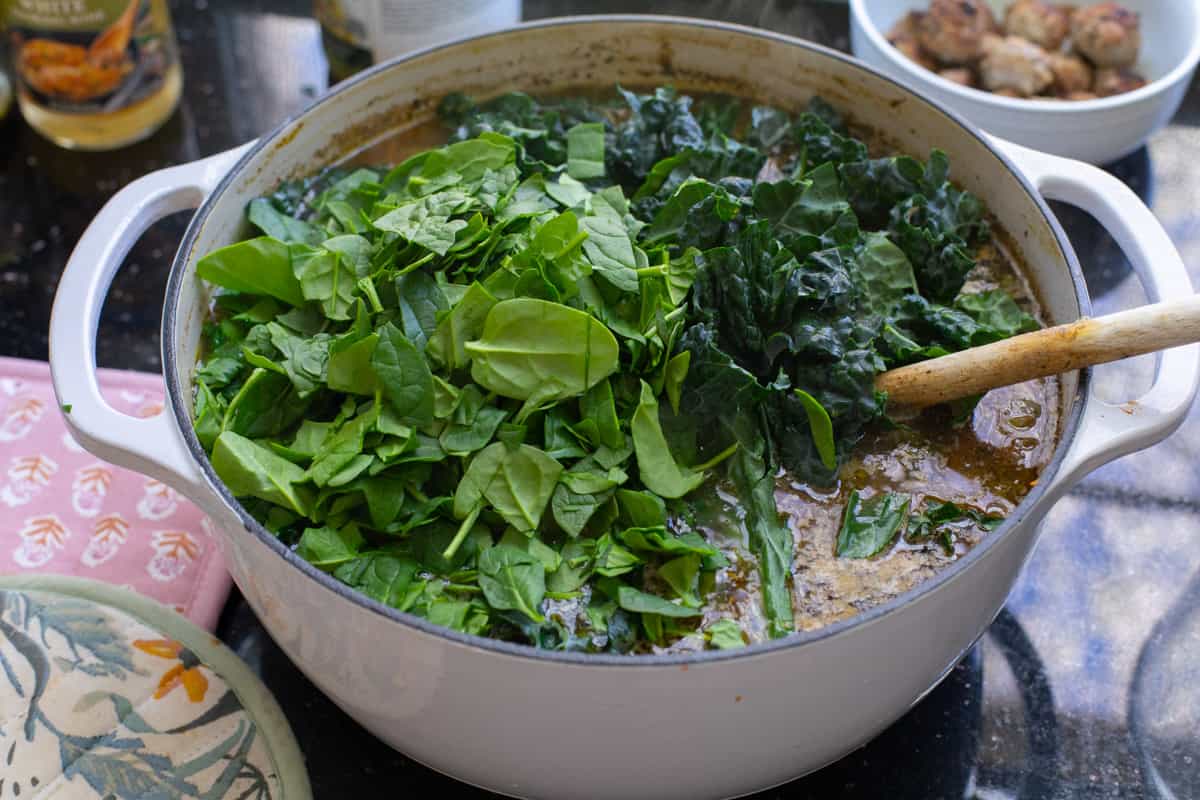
[357,277,384,313]
[641,304,686,339]
[690,441,740,472]
[443,503,483,560]
[552,230,590,260]
[397,252,435,275]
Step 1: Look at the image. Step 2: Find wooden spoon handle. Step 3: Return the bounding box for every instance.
[877,294,1200,408]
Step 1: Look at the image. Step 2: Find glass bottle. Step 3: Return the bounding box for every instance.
[315,0,374,83]
[0,69,10,122]
[4,0,183,150]
[0,20,11,121]
[316,0,521,81]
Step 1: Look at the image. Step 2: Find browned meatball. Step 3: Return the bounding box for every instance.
[887,11,923,41]
[1048,52,1094,94]
[1072,3,1141,67]
[895,39,940,70]
[938,67,977,86]
[1093,66,1147,96]
[888,12,939,71]
[980,34,1055,96]
[918,0,997,65]
[1005,0,1071,51]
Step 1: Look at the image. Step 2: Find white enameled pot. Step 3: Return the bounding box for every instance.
[49,17,1199,800]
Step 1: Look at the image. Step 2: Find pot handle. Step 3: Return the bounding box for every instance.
[49,142,254,502]
[995,138,1200,493]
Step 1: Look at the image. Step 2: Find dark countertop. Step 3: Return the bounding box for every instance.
[3,2,1199,797]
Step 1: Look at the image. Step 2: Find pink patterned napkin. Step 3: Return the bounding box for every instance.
[0,356,231,631]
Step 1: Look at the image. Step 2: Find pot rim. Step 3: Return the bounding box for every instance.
[164,14,1091,667]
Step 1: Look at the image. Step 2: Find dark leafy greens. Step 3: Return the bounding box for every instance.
[193,87,1038,652]
[835,494,1004,559]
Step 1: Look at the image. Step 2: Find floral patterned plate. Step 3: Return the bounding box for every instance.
[0,574,311,799]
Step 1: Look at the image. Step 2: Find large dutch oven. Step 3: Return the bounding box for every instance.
[48,17,1200,800]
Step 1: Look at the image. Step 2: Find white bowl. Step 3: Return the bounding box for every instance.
[850,0,1200,164]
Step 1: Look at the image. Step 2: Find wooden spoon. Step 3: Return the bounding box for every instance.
[876,294,1200,408]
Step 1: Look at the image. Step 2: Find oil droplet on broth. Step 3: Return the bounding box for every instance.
[1004,397,1043,432]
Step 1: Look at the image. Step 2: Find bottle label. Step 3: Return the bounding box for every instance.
[5,0,180,114]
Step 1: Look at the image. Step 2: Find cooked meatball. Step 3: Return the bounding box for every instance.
[918,0,997,64]
[938,67,977,87]
[980,34,1055,96]
[1072,3,1141,67]
[887,11,923,41]
[896,39,940,70]
[1049,52,1094,94]
[1064,90,1099,100]
[1005,0,1071,51]
[1093,66,1147,96]
[888,12,939,70]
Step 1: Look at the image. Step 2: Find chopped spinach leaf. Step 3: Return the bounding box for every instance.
[837,491,910,559]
